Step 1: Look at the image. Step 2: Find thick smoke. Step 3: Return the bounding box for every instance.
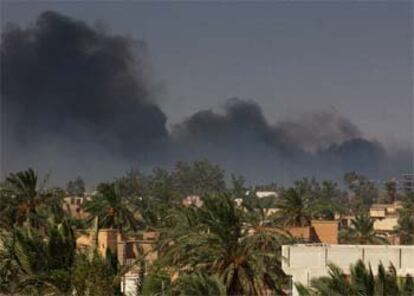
[2,11,168,158]
[276,111,362,152]
[172,99,389,183]
[1,11,410,184]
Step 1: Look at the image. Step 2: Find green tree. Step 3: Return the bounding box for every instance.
[155,193,289,295]
[0,220,76,295]
[132,195,166,231]
[339,214,387,244]
[2,168,60,228]
[395,193,414,244]
[146,168,180,204]
[173,272,227,296]
[71,249,126,296]
[141,272,172,296]
[273,188,314,227]
[344,172,378,210]
[384,180,397,203]
[229,174,248,198]
[273,179,344,227]
[297,260,414,296]
[0,219,129,295]
[173,160,226,196]
[0,187,18,230]
[84,183,138,232]
[316,180,347,219]
[115,168,180,230]
[66,176,86,196]
[243,193,279,227]
[115,169,145,198]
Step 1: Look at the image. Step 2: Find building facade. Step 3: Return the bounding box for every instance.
[282,244,414,296]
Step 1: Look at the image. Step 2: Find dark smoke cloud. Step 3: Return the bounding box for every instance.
[2,11,168,159]
[172,98,391,182]
[276,111,362,152]
[1,11,410,184]
[172,98,301,156]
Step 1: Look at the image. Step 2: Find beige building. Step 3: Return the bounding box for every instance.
[63,196,90,220]
[286,220,339,244]
[282,244,414,296]
[76,229,159,295]
[369,202,401,232]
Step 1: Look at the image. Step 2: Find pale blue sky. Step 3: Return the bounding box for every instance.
[2,1,413,148]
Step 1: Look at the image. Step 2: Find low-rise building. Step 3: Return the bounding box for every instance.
[311,220,339,244]
[75,229,159,295]
[282,244,414,296]
[370,202,401,220]
[63,195,89,220]
[334,213,355,229]
[369,202,402,243]
[286,220,339,244]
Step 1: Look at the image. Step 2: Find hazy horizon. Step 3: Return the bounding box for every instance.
[1,1,413,186]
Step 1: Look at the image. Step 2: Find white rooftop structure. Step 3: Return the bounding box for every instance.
[256,191,278,198]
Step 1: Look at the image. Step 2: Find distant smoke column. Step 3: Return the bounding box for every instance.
[1,10,169,177]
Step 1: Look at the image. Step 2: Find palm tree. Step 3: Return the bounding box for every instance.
[155,193,289,296]
[296,260,414,296]
[0,220,76,295]
[141,271,172,296]
[0,188,17,230]
[0,218,131,295]
[242,192,278,225]
[273,188,314,227]
[0,230,19,294]
[84,183,138,232]
[173,272,227,296]
[2,168,55,228]
[272,181,343,228]
[396,216,414,245]
[71,248,130,296]
[339,214,388,244]
[141,271,227,296]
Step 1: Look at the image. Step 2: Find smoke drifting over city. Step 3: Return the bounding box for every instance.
[1,11,411,184]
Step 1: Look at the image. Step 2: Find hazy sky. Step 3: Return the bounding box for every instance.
[2,1,412,148]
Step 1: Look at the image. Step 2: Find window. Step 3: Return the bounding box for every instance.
[125,243,135,259]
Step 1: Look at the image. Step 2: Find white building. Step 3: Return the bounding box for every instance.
[282,244,414,296]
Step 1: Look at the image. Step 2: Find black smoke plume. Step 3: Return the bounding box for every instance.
[172,98,389,183]
[1,11,410,184]
[2,11,168,158]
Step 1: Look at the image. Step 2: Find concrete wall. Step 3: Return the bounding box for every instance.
[282,244,414,295]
